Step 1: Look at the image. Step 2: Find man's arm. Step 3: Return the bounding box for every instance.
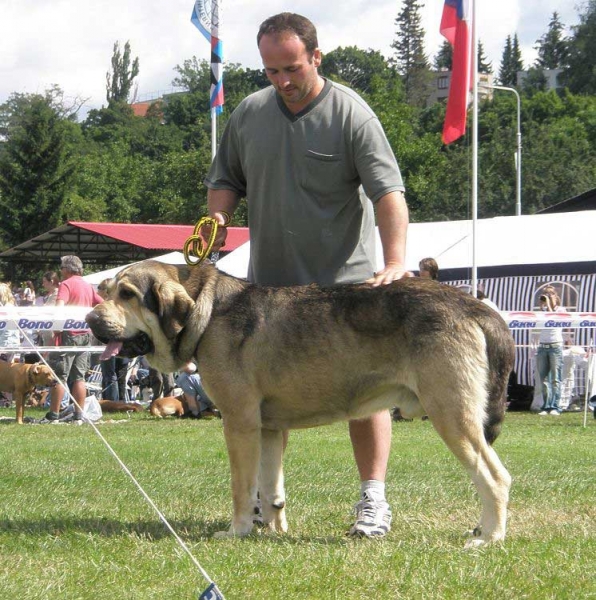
[366,190,410,287]
[206,188,242,251]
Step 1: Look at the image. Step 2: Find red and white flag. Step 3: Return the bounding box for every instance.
[440,0,473,144]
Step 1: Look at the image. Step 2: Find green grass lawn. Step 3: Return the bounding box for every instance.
[0,408,594,599]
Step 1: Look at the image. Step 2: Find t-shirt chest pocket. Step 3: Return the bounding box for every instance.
[302,150,346,197]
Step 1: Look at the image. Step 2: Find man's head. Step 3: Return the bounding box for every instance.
[257,13,323,113]
[60,255,84,277]
[419,257,439,280]
[257,13,318,54]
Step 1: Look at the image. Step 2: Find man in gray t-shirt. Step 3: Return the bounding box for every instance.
[204,12,409,538]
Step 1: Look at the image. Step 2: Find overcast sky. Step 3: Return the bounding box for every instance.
[1,1,579,118]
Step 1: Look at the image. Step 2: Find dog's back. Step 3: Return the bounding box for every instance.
[150,396,185,417]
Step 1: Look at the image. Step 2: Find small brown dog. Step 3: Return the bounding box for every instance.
[99,400,145,413]
[0,361,58,424]
[149,396,187,418]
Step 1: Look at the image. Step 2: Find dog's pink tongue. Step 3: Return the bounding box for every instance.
[100,341,122,361]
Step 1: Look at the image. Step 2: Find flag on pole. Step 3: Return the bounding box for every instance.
[440,0,473,144]
[198,582,225,600]
[191,1,224,115]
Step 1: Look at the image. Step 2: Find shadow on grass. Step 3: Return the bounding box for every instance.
[0,517,348,545]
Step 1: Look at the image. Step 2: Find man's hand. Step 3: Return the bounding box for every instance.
[365,264,414,287]
[201,211,230,252]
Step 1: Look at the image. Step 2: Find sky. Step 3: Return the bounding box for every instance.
[1,1,580,118]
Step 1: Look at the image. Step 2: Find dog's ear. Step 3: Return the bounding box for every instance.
[32,364,40,374]
[151,281,194,340]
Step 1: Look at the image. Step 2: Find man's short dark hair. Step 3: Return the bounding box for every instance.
[257,13,318,55]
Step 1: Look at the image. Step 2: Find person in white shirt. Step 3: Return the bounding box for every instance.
[536,286,564,415]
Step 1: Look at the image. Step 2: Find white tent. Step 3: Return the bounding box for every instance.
[216,211,596,280]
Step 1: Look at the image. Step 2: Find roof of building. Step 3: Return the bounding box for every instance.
[0,221,249,266]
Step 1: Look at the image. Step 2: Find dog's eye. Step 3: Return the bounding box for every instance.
[119,288,136,301]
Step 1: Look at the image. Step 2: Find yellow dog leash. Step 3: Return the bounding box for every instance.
[183,211,232,266]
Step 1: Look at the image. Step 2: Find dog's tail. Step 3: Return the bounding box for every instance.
[479,314,516,445]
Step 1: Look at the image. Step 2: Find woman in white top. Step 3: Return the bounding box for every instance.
[536,286,564,415]
[0,282,21,362]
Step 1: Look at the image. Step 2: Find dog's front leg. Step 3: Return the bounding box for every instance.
[260,428,287,534]
[14,391,24,425]
[214,424,261,538]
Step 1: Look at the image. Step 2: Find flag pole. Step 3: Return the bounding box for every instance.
[211,107,217,159]
[471,0,478,297]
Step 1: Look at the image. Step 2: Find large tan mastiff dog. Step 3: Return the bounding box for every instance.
[0,361,58,424]
[86,261,515,547]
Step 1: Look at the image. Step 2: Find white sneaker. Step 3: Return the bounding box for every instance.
[549,410,561,416]
[538,411,548,416]
[348,492,392,538]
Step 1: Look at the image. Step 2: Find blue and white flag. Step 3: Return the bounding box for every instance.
[191,0,224,115]
[198,582,225,600]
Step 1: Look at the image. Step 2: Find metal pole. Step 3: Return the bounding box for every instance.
[471,0,478,297]
[479,84,522,215]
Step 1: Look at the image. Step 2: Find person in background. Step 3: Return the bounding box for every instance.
[204,12,409,537]
[21,280,36,306]
[96,279,130,402]
[536,286,564,416]
[42,255,103,424]
[176,362,219,418]
[418,257,439,281]
[0,282,21,363]
[477,286,500,312]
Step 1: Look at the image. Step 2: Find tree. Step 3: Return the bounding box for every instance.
[534,12,569,69]
[391,0,432,106]
[321,46,392,94]
[478,41,492,74]
[0,89,80,249]
[498,34,523,86]
[433,40,452,70]
[560,0,596,95]
[433,39,490,73]
[106,41,140,105]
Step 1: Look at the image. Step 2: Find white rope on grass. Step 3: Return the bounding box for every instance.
[10,324,226,599]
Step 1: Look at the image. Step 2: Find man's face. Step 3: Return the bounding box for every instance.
[259,33,322,112]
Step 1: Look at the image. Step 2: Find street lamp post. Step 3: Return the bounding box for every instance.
[481,84,522,216]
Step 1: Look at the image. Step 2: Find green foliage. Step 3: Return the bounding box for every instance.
[560,0,596,94]
[391,0,432,107]
[534,11,569,69]
[321,46,392,94]
[106,40,140,105]
[498,34,524,86]
[2,0,596,261]
[0,90,81,250]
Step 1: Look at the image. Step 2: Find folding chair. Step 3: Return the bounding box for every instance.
[85,364,104,399]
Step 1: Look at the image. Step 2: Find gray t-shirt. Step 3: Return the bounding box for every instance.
[205,79,405,286]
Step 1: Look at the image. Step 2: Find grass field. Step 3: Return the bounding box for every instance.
[0,407,594,599]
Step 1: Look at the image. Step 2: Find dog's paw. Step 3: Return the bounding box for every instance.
[464,537,486,549]
[213,524,254,539]
[213,530,236,539]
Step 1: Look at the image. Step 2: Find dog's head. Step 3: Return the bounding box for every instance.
[86,260,218,373]
[30,364,58,388]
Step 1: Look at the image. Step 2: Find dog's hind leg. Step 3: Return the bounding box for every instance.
[215,422,262,538]
[422,393,511,548]
[259,428,288,534]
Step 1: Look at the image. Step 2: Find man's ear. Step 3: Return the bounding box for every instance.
[151,281,194,340]
[312,48,322,68]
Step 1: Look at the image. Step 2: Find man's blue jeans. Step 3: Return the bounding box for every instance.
[536,344,563,412]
